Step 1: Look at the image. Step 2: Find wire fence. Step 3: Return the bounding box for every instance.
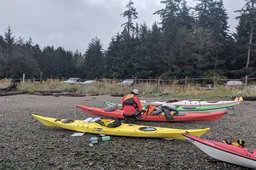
[13,75,256,87]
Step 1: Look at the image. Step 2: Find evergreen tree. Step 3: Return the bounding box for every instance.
[3,26,15,78]
[9,43,39,78]
[54,47,75,78]
[65,50,76,77]
[105,0,139,79]
[0,35,6,78]
[233,0,256,79]
[2,0,253,80]
[73,50,84,77]
[134,23,164,78]
[148,23,165,78]
[177,0,195,29]
[154,0,198,78]
[105,34,127,78]
[41,46,56,78]
[133,23,151,78]
[192,27,220,77]
[154,0,182,78]
[32,44,43,76]
[121,0,138,38]
[194,0,230,77]
[0,27,39,78]
[82,38,105,79]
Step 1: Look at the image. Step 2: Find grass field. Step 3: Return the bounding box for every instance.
[0,78,12,87]
[3,79,253,100]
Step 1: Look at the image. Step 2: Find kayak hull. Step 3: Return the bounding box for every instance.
[104,101,234,112]
[183,133,256,169]
[141,100,239,107]
[32,114,210,139]
[76,105,228,122]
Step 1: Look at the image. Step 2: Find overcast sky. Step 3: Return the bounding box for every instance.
[0,0,245,53]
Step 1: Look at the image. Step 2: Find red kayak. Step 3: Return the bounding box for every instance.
[76,105,228,122]
[183,133,256,169]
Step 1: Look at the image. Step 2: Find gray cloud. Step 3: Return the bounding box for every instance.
[0,0,245,53]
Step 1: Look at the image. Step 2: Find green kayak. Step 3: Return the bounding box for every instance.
[104,101,234,112]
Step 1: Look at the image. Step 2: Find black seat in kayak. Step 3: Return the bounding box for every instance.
[206,101,218,103]
[166,99,179,103]
[173,112,186,116]
[107,119,122,128]
[95,119,106,126]
[248,149,254,154]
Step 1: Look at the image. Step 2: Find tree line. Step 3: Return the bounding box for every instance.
[0,0,255,80]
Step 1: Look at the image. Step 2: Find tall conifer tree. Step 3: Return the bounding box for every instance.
[194,0,230,77]
[83,38,105,79]
[234,0,256,80]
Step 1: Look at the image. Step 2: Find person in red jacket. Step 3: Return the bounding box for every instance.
[122,89,142,121]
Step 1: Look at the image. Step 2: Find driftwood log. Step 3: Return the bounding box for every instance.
[39,89,62,96]
[111,93,124,97]
[0,90,26,96]
[53,92,86,97]
[32,90,85,97]
[0,80,16,91]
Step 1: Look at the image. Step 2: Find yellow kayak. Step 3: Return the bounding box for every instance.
[32,114,210,140]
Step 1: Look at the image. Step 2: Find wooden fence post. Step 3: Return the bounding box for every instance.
[245,75,248,88]
[40,72,43,83]
[185,76,188,88]
[22,73,25,84]
[213,76,216,87]
[158,77,161,86]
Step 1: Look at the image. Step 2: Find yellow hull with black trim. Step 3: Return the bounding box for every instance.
[32,114,210,140]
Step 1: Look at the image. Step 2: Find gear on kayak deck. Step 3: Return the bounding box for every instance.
[162,105,179,120]
[223,139,245,147]
[95,119,122,128]
[148,105,179,119]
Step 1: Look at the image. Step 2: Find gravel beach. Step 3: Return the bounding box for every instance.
[0,94,255,169]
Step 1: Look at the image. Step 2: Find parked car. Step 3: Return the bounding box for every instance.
[81,80,96,85]
[204,85,215,90]
[117,79,134,86]
[63,78,80,84]
[225,80,243,89]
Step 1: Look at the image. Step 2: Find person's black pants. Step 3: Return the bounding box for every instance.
[123,111,142,119]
